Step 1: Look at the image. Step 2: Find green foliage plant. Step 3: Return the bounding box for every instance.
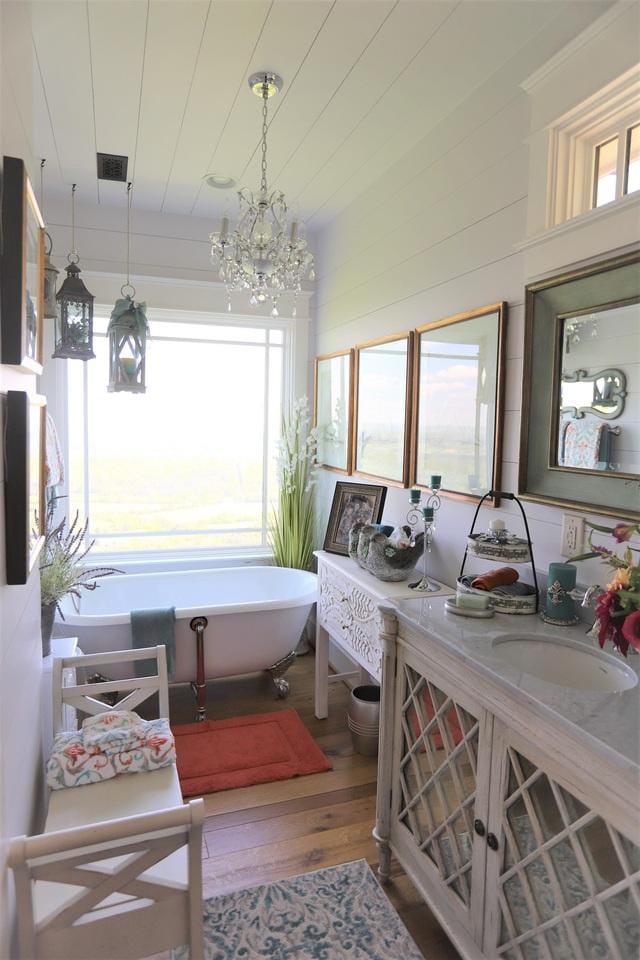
[269,397,318,571]
[40,496,122,618]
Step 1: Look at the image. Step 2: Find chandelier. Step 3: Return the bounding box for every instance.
[209,72,314,318]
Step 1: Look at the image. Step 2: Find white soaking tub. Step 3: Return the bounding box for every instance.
[56,566,317,707]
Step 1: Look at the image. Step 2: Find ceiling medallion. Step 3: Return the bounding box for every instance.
[209,72,315,318]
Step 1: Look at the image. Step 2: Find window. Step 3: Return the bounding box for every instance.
[592,122,640,208]
[546,66,640,227]
[66,310,291,558]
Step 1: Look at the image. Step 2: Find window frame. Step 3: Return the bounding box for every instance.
[64,305,295,563]
[546,66,640,227]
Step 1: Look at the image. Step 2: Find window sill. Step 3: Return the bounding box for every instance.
[516,192,640,252]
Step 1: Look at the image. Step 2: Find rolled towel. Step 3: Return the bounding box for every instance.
[471,567,519,591]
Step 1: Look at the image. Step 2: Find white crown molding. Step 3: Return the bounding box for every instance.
[520,2,635,94]
[515,192,640,251]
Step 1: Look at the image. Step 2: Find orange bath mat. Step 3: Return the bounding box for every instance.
[172,708,332,798]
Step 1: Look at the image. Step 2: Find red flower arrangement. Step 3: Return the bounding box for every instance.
[571,521,640,657]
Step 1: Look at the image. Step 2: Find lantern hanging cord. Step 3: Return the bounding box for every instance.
[121,182,136,299]
[68,184,79,264]
[40,159,45,215]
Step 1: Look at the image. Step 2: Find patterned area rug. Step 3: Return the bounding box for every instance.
[172,859,424,960]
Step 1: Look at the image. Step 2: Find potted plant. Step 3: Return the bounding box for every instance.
[39,497,122,657]
[269,397,318,573]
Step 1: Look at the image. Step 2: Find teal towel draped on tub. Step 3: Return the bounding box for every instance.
[131,607,176,681]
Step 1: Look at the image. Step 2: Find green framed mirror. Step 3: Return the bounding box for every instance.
[520,251,640,521]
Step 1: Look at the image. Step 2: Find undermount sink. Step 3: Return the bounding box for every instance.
[492,635,638,693]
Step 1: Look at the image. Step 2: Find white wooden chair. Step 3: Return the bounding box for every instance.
[9,645,205,960]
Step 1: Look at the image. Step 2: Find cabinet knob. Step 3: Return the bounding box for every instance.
[473,819,485,837]
[487,832,499,851]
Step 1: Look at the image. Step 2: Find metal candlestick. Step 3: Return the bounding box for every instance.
[406,481,442,592]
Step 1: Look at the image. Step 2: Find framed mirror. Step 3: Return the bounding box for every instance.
[4,391,46,584]
[412,303,507,504]
[353,333,413,485]
[314,350,353,473]
[520,251,640,520]
[0,157,44,373]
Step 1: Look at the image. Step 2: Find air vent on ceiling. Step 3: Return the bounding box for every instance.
[97,152,128,182]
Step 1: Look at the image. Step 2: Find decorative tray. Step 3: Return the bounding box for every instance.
[444,597,495,619]
[457,575,538,616]
[466,534,532,564]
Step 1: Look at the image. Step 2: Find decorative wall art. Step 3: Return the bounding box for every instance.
[412,303,507,505]
[314,350,353,473]
[520,251,639,520]
[1,156,44,373]
[4,391,47,584]
[323,482,387,556]
[353,333,413,485]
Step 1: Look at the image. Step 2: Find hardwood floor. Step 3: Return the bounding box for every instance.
[166,652,461,960]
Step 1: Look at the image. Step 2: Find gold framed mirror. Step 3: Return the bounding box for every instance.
[314,349,354,473]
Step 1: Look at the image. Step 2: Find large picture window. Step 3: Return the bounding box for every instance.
[66,309,291,558]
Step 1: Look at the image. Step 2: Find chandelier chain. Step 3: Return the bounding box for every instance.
[260,82,269,195]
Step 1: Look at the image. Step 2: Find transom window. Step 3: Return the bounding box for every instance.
[593,122,640,208]
[66,309,291,559]
[546,66,640,227]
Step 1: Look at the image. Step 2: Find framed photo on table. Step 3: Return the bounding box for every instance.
[4,391,47,584]
[323,481,387,556]
[1,156,45,373]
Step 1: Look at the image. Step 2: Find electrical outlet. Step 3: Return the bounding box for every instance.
[560,515,585,558]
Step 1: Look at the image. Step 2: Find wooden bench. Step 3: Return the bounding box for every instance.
[9,646,204,960]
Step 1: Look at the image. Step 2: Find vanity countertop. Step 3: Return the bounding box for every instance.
[387,596,640,776]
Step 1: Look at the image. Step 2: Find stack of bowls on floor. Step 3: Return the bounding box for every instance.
[347,685,381,756]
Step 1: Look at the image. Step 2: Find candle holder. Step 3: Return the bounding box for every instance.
[406,478,442,592]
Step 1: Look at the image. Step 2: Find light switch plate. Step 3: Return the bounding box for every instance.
[560,515,585,558]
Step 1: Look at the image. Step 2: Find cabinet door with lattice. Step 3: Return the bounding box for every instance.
[389,646,493,943]
[484,724,640,960]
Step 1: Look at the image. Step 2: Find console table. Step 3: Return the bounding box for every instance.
[314,550,452,718]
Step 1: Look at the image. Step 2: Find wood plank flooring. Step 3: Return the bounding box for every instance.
[166,653,461,960]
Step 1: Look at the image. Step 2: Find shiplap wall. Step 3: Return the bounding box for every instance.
[0,12,46,954]
[312,5,640,593]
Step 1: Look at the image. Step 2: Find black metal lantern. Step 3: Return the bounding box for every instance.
[54,260,95,359]
[53,184,95,360]
[107,294,147,393]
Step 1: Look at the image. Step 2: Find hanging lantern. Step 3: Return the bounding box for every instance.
[107,182,147,393]
[107,294,148,392]
[43,232,59,319]
[53,183,95,360]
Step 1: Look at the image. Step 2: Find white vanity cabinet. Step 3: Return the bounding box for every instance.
[313,551,452,719]
[375,605,640,960]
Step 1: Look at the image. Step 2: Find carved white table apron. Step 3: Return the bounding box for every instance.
[314,550,452,719]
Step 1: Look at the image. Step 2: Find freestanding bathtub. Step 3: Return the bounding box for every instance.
[55,566,317,715]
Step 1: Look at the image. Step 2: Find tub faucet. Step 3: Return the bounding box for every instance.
[569,584,602,608]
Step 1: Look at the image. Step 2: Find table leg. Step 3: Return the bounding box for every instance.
[314,623,330,719]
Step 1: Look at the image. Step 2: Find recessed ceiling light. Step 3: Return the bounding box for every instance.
[203,173,236,189]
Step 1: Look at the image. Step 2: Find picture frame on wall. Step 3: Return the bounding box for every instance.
[1,156,45,374]
[353,332,413,485]
[4,391,47,584]
[314,349,354,473]
[323,481,387,556]
[412,303,507,506]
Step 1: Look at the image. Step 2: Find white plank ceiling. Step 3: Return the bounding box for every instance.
[3,0,612,228]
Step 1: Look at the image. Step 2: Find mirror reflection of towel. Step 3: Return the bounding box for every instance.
[563,419,604,469]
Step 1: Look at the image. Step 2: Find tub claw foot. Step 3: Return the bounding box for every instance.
[273,676,290,699]
[266,650,296,699]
